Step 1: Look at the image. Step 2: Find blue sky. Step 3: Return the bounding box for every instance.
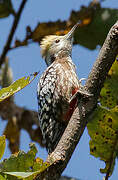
[0,0,118,179]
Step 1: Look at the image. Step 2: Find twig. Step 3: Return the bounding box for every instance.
[35,21,118,179]
[0,0,27,67]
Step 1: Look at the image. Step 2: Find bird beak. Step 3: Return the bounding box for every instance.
[64,21,80,41]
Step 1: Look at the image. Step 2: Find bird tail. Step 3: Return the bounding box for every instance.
[40,115,66,154]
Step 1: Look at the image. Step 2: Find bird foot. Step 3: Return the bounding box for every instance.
[79,78,86,83]
[69,86,93,103]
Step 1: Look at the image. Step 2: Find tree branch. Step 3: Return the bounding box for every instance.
[0,0,27,67]
[35,21,118,179]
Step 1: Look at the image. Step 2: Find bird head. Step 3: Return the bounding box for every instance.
[40,22,79,66]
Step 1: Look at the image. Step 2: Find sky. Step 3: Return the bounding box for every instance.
[0,0,118,180]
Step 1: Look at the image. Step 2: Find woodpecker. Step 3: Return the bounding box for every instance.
[37,23,80,153]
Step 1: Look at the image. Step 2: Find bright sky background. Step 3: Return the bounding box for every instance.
[0,0,118,180]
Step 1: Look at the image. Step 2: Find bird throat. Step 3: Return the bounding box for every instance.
[45,50,72,67]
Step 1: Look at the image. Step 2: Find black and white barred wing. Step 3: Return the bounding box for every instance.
[37,65,66,153]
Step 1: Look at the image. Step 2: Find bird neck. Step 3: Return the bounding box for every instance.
[56,50,72,59]
[45,50,72,67]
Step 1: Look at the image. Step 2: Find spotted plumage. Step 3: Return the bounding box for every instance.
[37,23,80,153]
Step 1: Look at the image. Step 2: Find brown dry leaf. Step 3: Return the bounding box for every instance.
[82,17,92,25]
[4,119,20,153]
[15,39,28,48]
[12,2,118,50]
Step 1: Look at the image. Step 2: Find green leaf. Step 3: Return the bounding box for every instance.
[3,169,47,179]
[87,106,118,176]
[0,0,14,18]
[3,172,37,179]
[100,59,118,109]
[0,143,37,172]
[0,143,50,180]
[0,174,6,180]
[0,72,39,102]
[32,157,50,173]
[0,136,6,160]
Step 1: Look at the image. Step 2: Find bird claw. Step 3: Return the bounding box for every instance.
[79,78,86,83]
[69,87,93,103]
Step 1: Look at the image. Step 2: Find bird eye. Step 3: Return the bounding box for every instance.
[55,39,60,43]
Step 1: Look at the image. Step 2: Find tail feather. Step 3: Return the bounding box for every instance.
[45,119,66,153]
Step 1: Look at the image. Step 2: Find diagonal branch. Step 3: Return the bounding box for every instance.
[35,21,118,180]
[0,0,27,67]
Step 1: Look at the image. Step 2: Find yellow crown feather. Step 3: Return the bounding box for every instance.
[40,35,58,58]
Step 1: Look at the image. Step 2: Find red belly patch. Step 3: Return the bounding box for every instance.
[64,87,79,122]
